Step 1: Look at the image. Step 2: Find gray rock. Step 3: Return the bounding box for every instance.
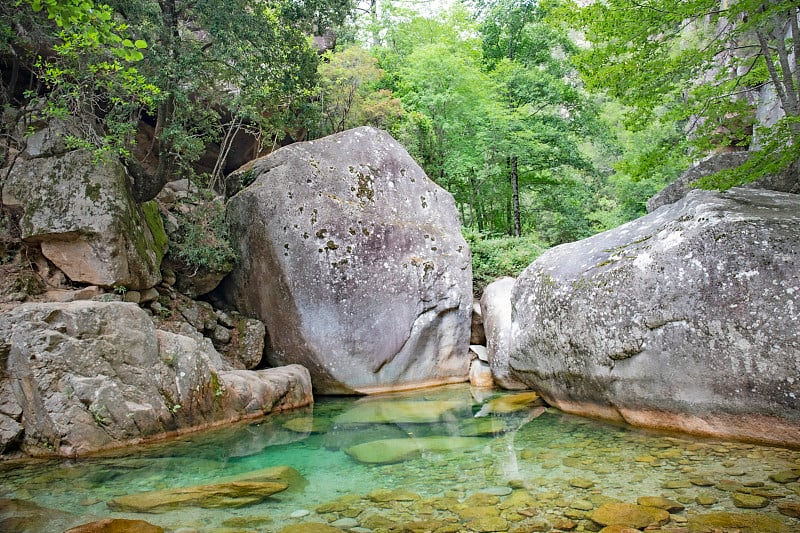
[647,151,799,212]
[3,150,166,290]
[0,301,312,457]
[223,127,472,394]
[480,277,526,390]
[470,344,488,362]
[217,317,266,370]
[509,187,800,447]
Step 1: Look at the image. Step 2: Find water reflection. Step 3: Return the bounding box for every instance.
[0,384,798,532]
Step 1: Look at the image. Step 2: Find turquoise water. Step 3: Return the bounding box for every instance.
[1,384,799,532]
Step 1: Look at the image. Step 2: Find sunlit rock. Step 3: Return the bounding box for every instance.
[223,126,472,394]
[510,188,800,447]
[589,502,670,529]
[474,391,543,416]
[345,436,487,464]
[687,511,790,533]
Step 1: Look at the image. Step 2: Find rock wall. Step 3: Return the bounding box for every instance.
[508,188,800,447]
[223,127,473,394]
[0,301,312,456]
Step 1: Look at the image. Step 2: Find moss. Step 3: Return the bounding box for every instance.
[85,182,102,202]
[141,200,168,262]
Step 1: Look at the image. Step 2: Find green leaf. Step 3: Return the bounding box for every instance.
[134,39,147,49]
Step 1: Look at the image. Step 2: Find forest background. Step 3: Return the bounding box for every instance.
[3,0,798,294]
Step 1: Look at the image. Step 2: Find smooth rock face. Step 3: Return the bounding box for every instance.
[223,127,472,394]
[480,277,526,390]
[509,188,800,447]
[0,301,312,456]
[3,149,166,290]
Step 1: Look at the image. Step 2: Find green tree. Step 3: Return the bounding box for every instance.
[563,0,800,188]
[315,46,403,136]
[480,0,597,239]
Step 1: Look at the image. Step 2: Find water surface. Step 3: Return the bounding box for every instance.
[1,384,798,532]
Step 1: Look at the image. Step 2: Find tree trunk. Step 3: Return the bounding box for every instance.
[511,156,521,237]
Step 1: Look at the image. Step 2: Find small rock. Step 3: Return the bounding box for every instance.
[770,470,800,484]
[598,526,640,533]
[569,477,596,489]
[290,509,311,518]
[570,499,594,511]
[122,290,141,304]
[636,496,684,513]
[330,517,359,528]
[688,476,715,487]
[466,516,509,532]
[777,500,800,518]
[695,494,718,506]
[732,492,769,509]
[470,344,489,362]
[212,324,232,344]
[589,503,670,529]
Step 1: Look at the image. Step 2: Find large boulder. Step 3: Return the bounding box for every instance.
[0,301,312,456]
[509,188,800,447]
[480,277,526,390]
[2,148,166,290]
[223,127,472,394]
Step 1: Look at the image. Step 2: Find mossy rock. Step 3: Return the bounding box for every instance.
[477,392,543,415]
[278,524,345,533]
[64,518,164,533]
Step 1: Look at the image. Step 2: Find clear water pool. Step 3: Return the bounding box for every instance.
[1,384,798,532]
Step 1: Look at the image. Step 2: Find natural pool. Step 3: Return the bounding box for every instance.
[1,384,799,532]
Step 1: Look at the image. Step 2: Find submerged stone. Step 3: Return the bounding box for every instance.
[64,518,164,533]
[459,418,508,436]
[777,501,800,518]
[688,512,790,533]
[278,524,345,533]
[106,481,287,512]
[732,491,769,509]
[636,496,684,512]
[345,436,487,464]
[336,399,465,424]
[282,417,333,434]
[106,465,305,512]
[589,502,670,529]
[474,392,543,415]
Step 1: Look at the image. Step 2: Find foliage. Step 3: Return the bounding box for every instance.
[170,195,237,273]
[559,0,800,187]
[465,230,547,295]
[315,46,404,136]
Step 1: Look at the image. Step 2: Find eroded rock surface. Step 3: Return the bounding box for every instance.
[509,188,800,447]
[0,301,312,456]
[223,127,472,393]
[3,149,166,290]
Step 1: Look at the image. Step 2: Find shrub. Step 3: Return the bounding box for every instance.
[465,231,547,297]
[170,195,238,273]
